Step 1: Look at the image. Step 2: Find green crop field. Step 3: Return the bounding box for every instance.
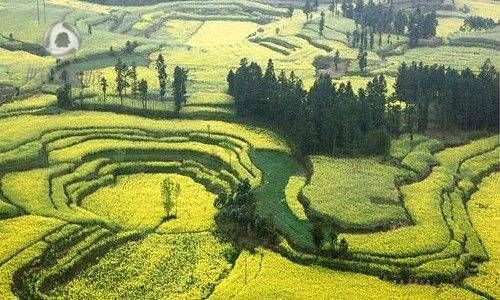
[303,156,409,231]
[0,0,498,298]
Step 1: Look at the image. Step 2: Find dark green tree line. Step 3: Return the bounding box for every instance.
[341,0,437,48]
[228,58,392,155]
[395,59,499,132]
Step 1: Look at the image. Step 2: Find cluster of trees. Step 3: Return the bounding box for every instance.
[312,226,349,257]
[227,58,394,155]
[113,59,140,105]
[57,54,189,114]
[342,0,395,32]
[109,40,140,57]
[312,52,341,71]
[338,0,438,48]
[302,0,320,20]
[214,179,277,248]
[103,54,188,114]
[350,26,391,50]
[460,16,497,31]
[407,8,438,47]
[395,59,499,132]
[124,40,139,53]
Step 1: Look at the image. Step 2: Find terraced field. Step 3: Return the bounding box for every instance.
[0,103,295,298]
[0,0,499,298]
[0,95,497,298]
[371,46,500,75]
[276,134,500,289]
[464,173,500,298]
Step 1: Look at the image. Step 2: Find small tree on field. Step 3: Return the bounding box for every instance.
[312,225,323,250]
[115,58,128,105]
[339,237,349,257]
[405,103,416,140]
[333,50,340,70]
[100,77,108,102]
[329,0,336,16]
[56,83,72,108]
[156,54,167,101]
[357,47,367,72]
[128,63,138,95]
[173,66,188,115]
[59,70,69,83]
[125,41,133,53]
[138,79,148,109]
[319,11,325,36]
[287,6,294,18]
[329,230,338,256]
[162,179,180,219]
[227,69,236,95]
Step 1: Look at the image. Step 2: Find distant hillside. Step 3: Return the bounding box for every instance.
[82,0,445,10]
[83,0,171,5]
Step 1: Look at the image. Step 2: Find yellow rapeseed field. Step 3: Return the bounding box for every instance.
[0,216,63,264]
[0,242,49,299]
[0,49,55,87]
[82,173,169,230]
[464,173,500,298]
[156,174,216,234]
[51,232,232,299]
[0,111,288,152]
[436,18,464,37]
[212,249,480,299]
[188,21,259,46]
[0,94,56,113]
